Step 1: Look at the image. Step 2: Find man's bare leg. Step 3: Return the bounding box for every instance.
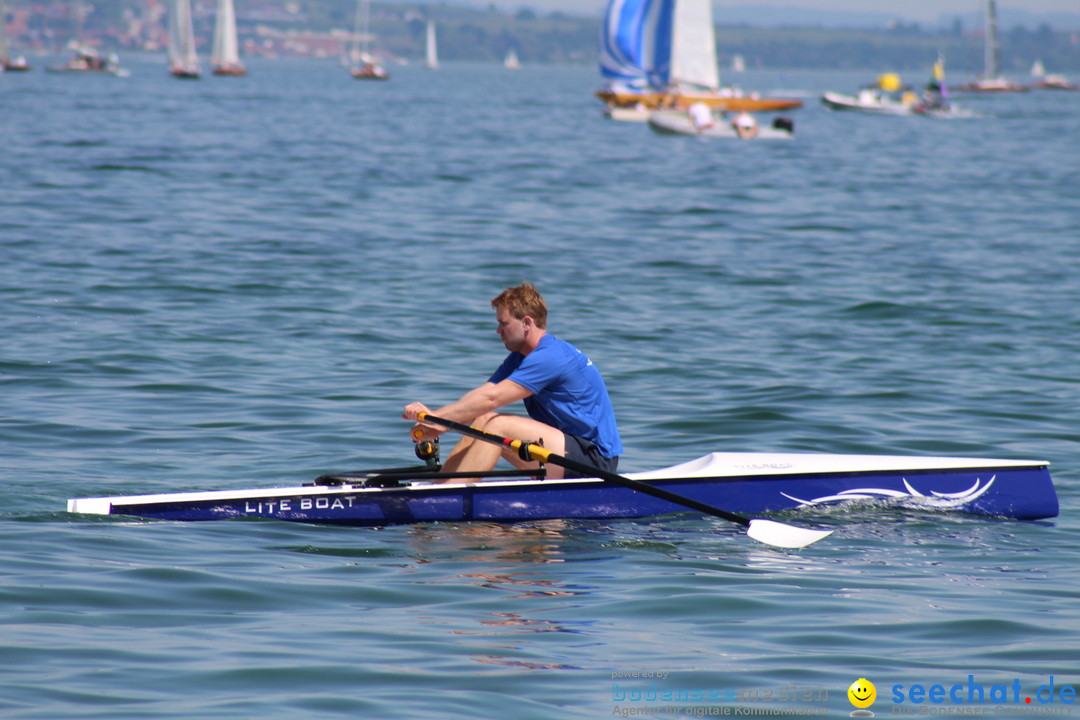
[436,412,566,482]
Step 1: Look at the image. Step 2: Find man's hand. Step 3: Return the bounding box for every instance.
[403,402,441,443]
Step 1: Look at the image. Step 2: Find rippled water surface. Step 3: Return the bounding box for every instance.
[2,58,1079,718]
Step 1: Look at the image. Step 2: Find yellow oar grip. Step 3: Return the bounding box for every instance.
[411,411,432,441]
[510,439,552,463]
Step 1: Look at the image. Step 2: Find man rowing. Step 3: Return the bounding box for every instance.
[403,282,622,482]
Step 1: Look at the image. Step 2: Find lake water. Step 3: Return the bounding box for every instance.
[2,57,1079,719]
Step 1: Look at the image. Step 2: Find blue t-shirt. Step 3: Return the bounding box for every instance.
[488,334,622,458]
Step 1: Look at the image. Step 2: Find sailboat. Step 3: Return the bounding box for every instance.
[1029,58,1077,90]
[45,0,126,75]
[504,49,521,69]
[595,0,801,114]
[424,20,438,69]
[211,0,246,75]
[169,0,201,78]
[349,0,389,80]
[1,0,32,71]
[954,0,1026,92]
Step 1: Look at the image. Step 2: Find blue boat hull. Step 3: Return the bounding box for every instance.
[70,458,1058,525]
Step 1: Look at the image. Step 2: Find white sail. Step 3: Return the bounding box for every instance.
[169,0,200,74]
[425,20,438,69]
[669,0,718,90]
[504,49,520,69]
[211,0,243,72]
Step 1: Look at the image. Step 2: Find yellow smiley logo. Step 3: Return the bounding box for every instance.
[848,678,876,709]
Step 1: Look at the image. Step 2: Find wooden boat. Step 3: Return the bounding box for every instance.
[169,0,201,78]
[67,451,1057,526]
[648,110,794,139]
[598,91,803,114]
[596,0,801,116]
[953,0,1027,92]
[211,0,246,76]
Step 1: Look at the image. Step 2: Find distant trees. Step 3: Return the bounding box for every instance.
[6,0,1077,70]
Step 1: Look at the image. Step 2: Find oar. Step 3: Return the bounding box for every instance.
[413,412,833,549]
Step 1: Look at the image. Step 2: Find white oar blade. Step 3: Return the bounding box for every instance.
[747,519,833,549]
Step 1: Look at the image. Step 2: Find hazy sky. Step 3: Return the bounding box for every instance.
[471,0,1079,25]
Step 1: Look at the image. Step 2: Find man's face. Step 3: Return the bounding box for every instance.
[495,307,527,353]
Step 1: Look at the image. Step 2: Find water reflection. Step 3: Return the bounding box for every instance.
[401,521,593,670]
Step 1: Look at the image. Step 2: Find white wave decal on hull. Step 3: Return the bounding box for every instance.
[781,476,996,509]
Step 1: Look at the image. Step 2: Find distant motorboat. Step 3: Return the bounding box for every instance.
[911,58,976,118]
[821,73,918,115]
[647,110,795,139]
[824,59,973,119]
[821,89,916,115]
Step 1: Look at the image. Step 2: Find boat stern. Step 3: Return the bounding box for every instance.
[67,497,114,516]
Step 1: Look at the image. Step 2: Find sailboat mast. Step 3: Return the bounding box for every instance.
[73,0,85,49]
[362,0,371,59]
[985,0,1000,79]
[0,0,9,62]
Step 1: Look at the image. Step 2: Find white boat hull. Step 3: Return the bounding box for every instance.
[66,452,1058,525]
[821,91,915,115]
[647,111,794,139]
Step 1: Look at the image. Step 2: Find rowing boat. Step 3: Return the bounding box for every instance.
[67,451,1058,526]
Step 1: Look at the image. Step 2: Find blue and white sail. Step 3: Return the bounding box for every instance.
[598,0,718,92]
[599,0,673,89]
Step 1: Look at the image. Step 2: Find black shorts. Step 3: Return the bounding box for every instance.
[561,434,619,478]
